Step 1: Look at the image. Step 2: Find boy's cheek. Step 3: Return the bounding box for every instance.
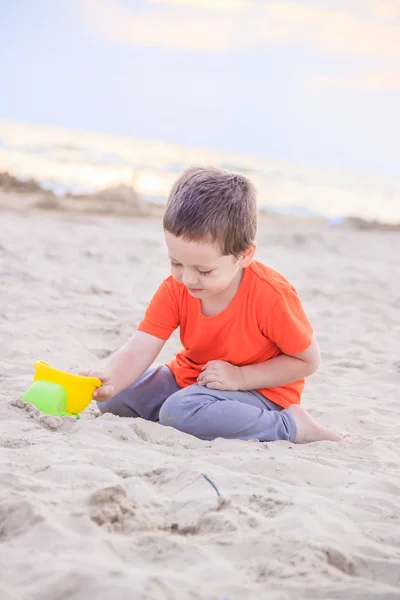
[171,269,182,282]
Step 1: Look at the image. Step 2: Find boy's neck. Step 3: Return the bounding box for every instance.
[200,268,244,317]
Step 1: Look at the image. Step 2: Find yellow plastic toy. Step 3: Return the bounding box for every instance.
[22,361,102,417]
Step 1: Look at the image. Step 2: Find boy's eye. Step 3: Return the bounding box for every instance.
[170,260,212,275]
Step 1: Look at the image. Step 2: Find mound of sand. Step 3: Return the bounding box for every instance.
[0,172,149,216]
[0,172,46,194]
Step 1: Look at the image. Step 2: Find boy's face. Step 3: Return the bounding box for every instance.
[165,231,254,300]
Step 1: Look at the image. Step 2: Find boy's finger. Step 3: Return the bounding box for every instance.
[205,380,223,390]
[84,373,110,384]
[201,360,219,371]
[81,370,109,382]
[201,368,216,379]
[94,385,114,398]
[94,384,113,394]
[199,373,217,386]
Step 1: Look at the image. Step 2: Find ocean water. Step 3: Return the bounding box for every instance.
[0,120,399,224]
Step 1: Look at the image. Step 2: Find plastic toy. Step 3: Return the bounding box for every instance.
[22,361,101,417]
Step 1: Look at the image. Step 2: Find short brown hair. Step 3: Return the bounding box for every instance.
[163,167,257,256]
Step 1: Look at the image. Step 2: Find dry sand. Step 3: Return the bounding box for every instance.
[1,196,400,600]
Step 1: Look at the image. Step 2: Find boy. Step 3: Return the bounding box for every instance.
[84,167,340,443]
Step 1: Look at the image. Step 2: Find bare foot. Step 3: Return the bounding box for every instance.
[287,405,342,444]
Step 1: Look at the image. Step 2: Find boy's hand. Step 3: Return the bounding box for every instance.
[197,360,244,391]
[80,370,115,401]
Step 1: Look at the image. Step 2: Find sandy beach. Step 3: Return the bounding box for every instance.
[1,193,400,600]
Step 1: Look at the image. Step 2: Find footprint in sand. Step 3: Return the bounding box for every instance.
[88,485,150,534]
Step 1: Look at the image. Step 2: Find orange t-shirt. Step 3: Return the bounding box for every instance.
[137,260,313,408]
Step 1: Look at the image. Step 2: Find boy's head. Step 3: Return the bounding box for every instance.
[163,167,257,299]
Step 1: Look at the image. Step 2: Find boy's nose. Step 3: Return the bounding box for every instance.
[181,269,199,287]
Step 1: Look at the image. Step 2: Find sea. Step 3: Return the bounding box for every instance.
[1,120,399,224]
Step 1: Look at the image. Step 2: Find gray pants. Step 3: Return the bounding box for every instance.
[98,366,297,443]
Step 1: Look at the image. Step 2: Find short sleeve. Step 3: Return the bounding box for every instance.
[137,278,179,340]
[265,289,313,355]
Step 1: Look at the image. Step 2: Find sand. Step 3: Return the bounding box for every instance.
[1,198,400,600]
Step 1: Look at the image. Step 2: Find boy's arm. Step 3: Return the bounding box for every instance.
[84,277,179,400]
[86,278,179,400]
[198,337,320,391]
[238,335,321,390]
[89,331,166,400]
[105,330,165,394]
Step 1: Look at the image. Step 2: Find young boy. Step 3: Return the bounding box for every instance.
[85,167,340,444]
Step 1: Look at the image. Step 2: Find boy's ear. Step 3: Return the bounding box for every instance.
[240,243,256,267]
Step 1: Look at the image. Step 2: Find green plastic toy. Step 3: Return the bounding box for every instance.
[22,361,102,417]
[23,380,70,416]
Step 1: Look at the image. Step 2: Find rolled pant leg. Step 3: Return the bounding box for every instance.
[159,384,297,442]
[97,365,181,421]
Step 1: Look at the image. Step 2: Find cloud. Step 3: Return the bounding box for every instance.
[80,0,400,59]
[80,0,247,51]
[311,72,400,91]
[259,3,400,58]
[147,0,254,10]
[368,0,400,18]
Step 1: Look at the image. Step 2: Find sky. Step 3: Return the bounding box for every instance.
[1,0,399,175]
